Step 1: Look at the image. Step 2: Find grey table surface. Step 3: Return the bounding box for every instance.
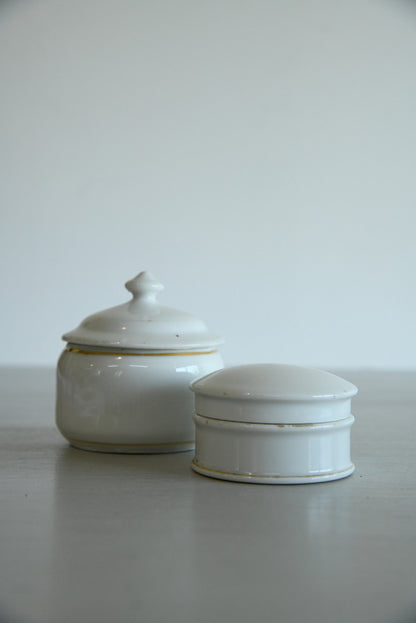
[1,367,415,623]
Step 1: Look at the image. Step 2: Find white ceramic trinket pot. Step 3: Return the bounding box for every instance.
[190,364,358,484]
[56,271,223,453]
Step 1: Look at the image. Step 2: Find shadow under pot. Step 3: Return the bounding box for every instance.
[56,271,223,453]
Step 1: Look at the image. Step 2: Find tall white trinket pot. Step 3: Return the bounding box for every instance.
[56,271,224,453]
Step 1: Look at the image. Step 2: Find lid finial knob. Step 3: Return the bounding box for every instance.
[125,271,164,304]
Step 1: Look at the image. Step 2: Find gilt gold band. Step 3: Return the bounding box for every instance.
[66,347,217,357]
[67,437,194,447]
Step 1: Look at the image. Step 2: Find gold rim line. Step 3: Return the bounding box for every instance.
[191,460,354,480]
[66,348,218,357]
[67,437,194,447]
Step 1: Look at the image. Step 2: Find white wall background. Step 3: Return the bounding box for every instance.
[1,0,415,369]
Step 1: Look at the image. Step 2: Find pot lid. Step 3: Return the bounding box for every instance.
[190,364,358,424]
[63,271,223,351]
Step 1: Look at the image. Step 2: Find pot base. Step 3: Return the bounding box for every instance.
[191,459,355,484]
[66,437,194,454]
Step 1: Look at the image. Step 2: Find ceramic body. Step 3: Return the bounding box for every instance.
[57,345,223,453]
[190,364,357,484]
[192,414,355,483]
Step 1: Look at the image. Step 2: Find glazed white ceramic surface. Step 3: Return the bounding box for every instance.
[57,347,223,453]
[56,271,224,453]
[63,270,222,351]
[192,414,355,484]
[190,364,357,484]
[191,363,357,424]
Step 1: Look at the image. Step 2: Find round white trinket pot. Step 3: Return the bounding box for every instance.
[56,271,223,453]
[190,364,358,484]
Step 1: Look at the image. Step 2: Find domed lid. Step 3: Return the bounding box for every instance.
[190,364,358,423]
[63,271,223,351]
